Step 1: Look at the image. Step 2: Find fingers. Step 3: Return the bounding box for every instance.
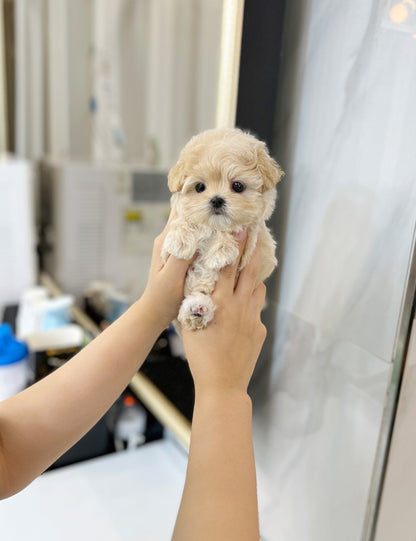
[251,282,267,312]
[249,282,267,343]
[213,231,247,298]
[162,249,195,278]
[235,241,261,297]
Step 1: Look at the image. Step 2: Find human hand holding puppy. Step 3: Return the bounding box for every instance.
[141,211,194,329]
[182,231,267,396]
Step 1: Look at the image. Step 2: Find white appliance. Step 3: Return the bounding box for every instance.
[40,160,171,301]
[0,155,36,310]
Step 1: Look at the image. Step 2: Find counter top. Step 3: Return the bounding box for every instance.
[0,439,187,541]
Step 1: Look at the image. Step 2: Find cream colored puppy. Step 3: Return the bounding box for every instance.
[162,128,283,331]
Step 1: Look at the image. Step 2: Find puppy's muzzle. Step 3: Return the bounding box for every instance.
[210,196,226,214]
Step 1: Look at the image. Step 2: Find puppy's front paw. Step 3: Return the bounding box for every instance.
[204,241,239,270]
[178,293,216,330]
[163,230,197,260]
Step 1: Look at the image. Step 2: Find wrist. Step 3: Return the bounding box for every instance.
[194,386,252,409]
[138,291,173,332]
[129,296,167,339]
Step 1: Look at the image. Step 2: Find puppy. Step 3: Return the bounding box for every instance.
[162,128,283,331]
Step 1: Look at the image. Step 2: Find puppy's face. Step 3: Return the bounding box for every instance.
[168,128,283,231]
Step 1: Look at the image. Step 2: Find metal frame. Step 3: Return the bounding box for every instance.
[362,223,416,541]
[373,311,416,541]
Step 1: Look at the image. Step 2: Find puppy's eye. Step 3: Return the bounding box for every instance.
[195,182,206,193]
[231,181,245,193]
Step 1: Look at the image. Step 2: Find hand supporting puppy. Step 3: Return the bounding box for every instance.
[141,212,195,330]
[182,230,267,396]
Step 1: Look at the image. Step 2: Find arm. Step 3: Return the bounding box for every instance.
[172,231,266,541]
[0,214,191,500]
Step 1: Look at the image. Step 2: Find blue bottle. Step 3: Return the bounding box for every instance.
[0,323,29,401]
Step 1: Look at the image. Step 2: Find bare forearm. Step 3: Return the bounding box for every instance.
[0,296,162,499]
[172,390,259,541]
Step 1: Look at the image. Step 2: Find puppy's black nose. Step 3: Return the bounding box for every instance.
[210,196,225,210]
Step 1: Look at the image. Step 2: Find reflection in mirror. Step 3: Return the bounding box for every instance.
[15,0,223,167]
[3,0,226,304]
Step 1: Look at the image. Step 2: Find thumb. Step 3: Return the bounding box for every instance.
[226,229,248,275]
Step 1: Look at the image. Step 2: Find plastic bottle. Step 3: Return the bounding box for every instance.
[0,323,29,401]
[16,286,74,339]
[16,286,48,339]
[113,395,147,451]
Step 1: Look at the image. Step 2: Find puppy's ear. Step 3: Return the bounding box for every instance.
[168,159,187,193]
[256,143,284,192]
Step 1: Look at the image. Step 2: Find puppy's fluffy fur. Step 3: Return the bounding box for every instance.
[162,128,283,331]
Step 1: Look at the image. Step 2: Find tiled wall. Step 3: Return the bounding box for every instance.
[251,1,416,539]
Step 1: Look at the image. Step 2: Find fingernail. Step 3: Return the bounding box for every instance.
[233,230,247,242]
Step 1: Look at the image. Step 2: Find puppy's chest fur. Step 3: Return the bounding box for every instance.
[184,226,248,295]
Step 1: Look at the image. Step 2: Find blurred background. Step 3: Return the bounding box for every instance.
[0,0,223,304]
[3,0,221,163]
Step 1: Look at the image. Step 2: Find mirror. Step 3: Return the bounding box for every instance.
[2,0,236,304]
